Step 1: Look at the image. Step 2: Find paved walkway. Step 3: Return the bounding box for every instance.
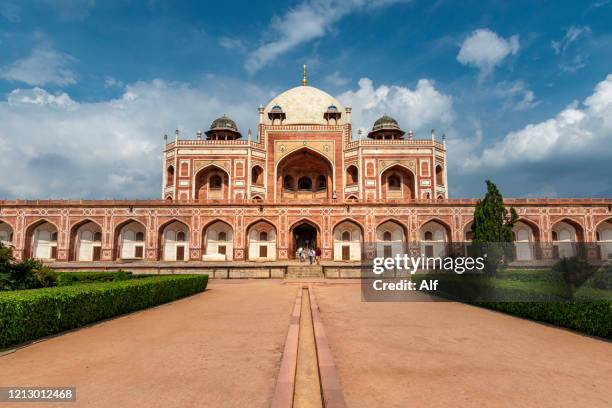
[0,280,297,408]
[315,283,612,408]
[1,281,611,407]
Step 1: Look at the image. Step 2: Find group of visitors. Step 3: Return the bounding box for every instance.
[296,246,321,264]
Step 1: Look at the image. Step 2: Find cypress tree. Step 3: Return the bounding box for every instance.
[471,180,518,276]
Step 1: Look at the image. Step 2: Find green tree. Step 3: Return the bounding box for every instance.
[471,180,518,276]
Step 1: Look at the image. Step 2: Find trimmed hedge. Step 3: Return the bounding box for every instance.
[481,301,612,339]
[56,271,133,286]
[0,275,208,349]
[413,273,612,339]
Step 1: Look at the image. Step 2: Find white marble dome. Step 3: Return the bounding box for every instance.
[264,85,345,125]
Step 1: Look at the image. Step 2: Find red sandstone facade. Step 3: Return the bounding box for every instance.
[1,78,611,264]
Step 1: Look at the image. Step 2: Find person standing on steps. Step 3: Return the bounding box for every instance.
[315,247,321,264]
[309,247,315,265]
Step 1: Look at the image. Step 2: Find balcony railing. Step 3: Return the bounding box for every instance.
[0,197,611,207]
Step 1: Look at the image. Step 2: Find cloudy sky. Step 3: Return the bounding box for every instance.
[0,0,611,199]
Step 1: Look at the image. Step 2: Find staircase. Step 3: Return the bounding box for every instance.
[286,265,324,279]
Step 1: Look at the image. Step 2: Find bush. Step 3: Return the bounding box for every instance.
[0,245,57,291]
[56,270,133,286]
[586,265,612,291]
[553,257,595,288]
[34,265,57,288]
[0,274,208,349]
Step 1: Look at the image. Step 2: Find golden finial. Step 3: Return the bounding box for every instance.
[302,64,308,86]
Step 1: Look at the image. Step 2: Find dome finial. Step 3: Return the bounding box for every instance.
[302,64,307,86]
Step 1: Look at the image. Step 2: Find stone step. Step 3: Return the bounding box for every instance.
[286,265,324,279]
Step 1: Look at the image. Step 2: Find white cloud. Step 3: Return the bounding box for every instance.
[7,87,78,109]
[245,0,408,74]
[219,37,246,53]
[551,25,591,55]
[457,29,519,79]
[0,46,77,86]
[337,77,454,136]
[551,25,591,74]
[462,74,612,170]
[104,76,124,88]
[0,79,270,198]
[495,81,539,111]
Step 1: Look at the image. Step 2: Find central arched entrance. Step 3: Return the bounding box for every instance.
[291,221,319,258]
[277,147,333,201]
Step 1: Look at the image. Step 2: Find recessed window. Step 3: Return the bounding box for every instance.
[218,231,227,241]
[317,175,326,189]
[209,175,222,190]
[259,231,268,241]
[388,175,401,190]
[341,231,351,241]
[298,177,312,190]
[383,231,392,241]
[176,231,186,242]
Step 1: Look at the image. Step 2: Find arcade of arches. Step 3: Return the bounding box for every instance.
[0,207,610,263]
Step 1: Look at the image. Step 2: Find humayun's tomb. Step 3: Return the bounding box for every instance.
[0,69,611,275]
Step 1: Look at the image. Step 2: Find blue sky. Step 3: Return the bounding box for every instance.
[0,0,611,199]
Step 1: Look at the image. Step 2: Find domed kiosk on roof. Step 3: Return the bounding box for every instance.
[205,114,242,140]
[368,114,405,140]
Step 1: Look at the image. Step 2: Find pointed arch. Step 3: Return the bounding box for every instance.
[419,217,452,237]
[166,165,175,187]
[595,217,612,260]
[332,219,364,261]
[158,219,191,261]
[114,218,147,260]
[69,218,103,261]
[25,218,59,260]
[346,165,359,186]
[251,164,264,185]
[462,219,474,239]
[246,218,277,260]
[194,164,230,201]
[0,219,15,248]
[380,164,416,201]
[375,218,408,240]
[289,218,322,257]
[419,218,452,257]
[202,219,234,261]
[551,218,585,259]
[276,146,334,201]
[376,219,408,258]
[512,218,542,261]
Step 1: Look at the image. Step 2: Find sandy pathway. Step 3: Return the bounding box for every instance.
[315,283,612,408]
[0,280,296,408]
